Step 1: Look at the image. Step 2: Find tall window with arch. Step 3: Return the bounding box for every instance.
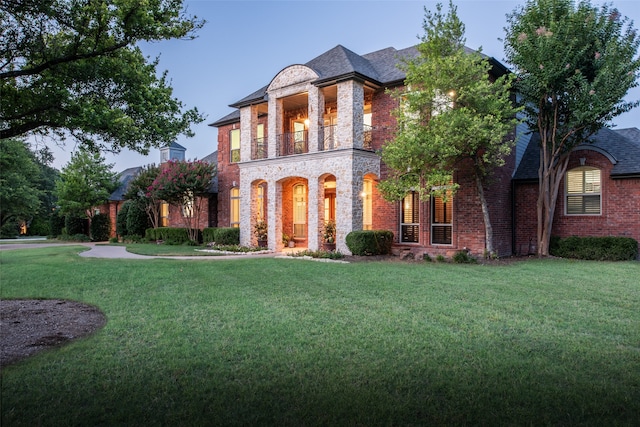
[293,184,306,238]
[362,179,373,230]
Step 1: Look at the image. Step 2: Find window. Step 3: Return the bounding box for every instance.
[230,129,240,163]
[293,184,306,238]
[255,124,265,159]
[182,191,194,218]
[400,191,419,243]
[230,187,240,227]
[256,184,265,221]
[362,179,372,230]
[431,194,452,245]
[566,167,601,215]
[160,202,169,227]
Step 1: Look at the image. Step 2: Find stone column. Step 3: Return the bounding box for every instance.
[307,86,324,153]
[268,97,282,159]
[239,174,252,247]
[337,80,364,149]
[307,178,319,250]
[240,106,256,162]
[267,179,281,251]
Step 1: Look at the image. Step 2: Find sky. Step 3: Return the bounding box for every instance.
[45,0,640,172]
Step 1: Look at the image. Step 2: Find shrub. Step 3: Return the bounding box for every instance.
[0,222,18,238]
[28,216,51,236]
[453,250,477,264]
[436,254,447,263]
[49,214,65,237]
[90,213,111,242]
[345,230,393,256]
[550,236,638,261]
[65,215,88,236]
[116,201,131,237]
[288,249,345,260]
[203,227,240,245]
[145,227,198,245]
[126,202,151,237]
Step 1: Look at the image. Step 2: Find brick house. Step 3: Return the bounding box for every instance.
[103,142,218,238]
[210,43,640,257]
[513,127,640,255]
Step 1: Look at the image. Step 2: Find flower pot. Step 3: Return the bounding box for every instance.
[323,242,336,251]
[257,239,267,248]
[288,241,295,248]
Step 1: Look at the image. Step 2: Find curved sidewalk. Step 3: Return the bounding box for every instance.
[0,242,278,260]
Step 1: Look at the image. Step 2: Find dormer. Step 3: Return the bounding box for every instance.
[160,142,186,163]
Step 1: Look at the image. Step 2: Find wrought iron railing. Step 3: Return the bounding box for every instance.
[252,137,267,160]
[276,131,308,156]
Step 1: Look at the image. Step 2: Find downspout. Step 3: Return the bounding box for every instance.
[511,179,516,256]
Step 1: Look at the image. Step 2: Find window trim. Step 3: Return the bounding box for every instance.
[565,166,602,216]
[400,191,420,243]
[230,129,240,163]
[431,194,453,246]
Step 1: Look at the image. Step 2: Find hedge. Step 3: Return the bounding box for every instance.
[550,236,638,261]
[90,213,111,242]
[203,227,240,245]
[145,227,200,245]
[345,230,394,256]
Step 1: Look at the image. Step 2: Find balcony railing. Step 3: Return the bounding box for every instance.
[252,137,267,160]
[320,125,337,151]
[277,131,308,156]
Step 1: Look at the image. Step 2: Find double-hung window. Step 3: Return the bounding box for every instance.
[431,195,452,245]
[230,129,240,163]
[566,167,601,215]
[400,191,419,243]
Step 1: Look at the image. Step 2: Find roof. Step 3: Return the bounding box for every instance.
[109,166,143,201]
[210,43,506,127]
[200,151,219,193]
[513,127,640,181]
[165,141,186,151]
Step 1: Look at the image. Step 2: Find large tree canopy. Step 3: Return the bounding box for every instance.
[379,1,520,255]
[0,138,42,230]
[504,0,640,256]
[0,0,205,154]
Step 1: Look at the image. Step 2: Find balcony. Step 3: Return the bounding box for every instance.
[320,125,337,151]
[252,137,267,160]
[277,130,308,156]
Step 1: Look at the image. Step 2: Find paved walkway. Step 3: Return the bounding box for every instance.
[0,241,279,260]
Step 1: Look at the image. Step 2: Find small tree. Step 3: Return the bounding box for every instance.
[504,0,640,256]
[55,150,118,222]
[379,1,520,255]
[124,164,162,229]
[148,160,216,243]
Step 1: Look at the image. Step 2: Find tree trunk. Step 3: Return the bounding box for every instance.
[537,147,570,256]
[475,173,494,257]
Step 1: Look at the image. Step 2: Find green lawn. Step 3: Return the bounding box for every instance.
[1,246,638,426]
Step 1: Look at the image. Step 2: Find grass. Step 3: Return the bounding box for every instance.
[1,246,639,425]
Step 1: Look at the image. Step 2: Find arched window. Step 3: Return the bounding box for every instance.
[566,167,601,215]
[293,184,306,238]
[230,187,240,227]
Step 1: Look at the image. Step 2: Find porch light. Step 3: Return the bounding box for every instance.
[304,119,310,127]
[360,191,367,198]
[448,90,456,98]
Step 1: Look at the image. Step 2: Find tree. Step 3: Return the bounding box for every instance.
[0,0,204,154]
[504,0,640,256]
[378,1,520,256]
[0,138,42,233]
[124,164,162,229]
[55,150,118,220]
[148,160,216,242]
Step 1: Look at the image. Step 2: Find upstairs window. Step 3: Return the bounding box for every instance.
[566,167,601,215]
[230,129,240,163]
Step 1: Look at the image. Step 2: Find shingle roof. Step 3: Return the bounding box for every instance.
[109,166,143,201]
[199,151,218,193]
[513,127,640,181]
[210,43,506,127]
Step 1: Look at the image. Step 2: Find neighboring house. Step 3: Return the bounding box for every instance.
[102,143,219,238]
[210,43,640,256]
[513,127,640,254]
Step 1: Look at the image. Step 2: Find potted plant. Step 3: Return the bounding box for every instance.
[282,233,295,248]
[322,219,336,251]
[254,220,268,247]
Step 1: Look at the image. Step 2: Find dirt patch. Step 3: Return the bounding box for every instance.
[0,299,106,369]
